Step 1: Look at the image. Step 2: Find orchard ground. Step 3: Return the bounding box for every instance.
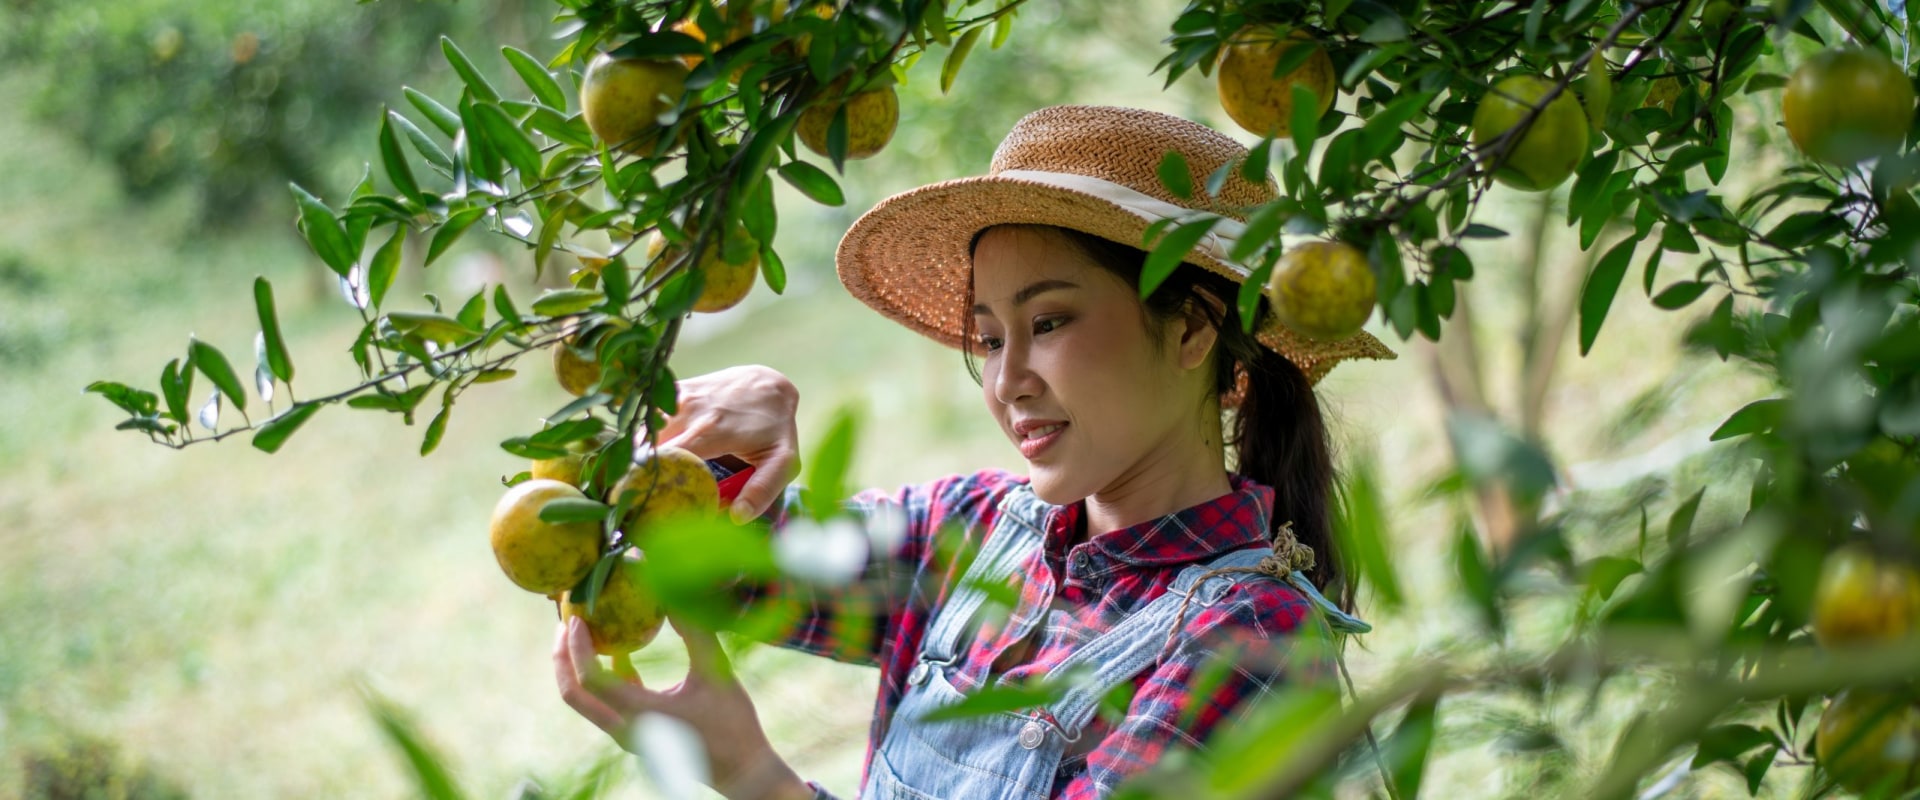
[0,29,1799,800]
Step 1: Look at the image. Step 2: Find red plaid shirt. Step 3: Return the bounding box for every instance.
[732,469,1330,799]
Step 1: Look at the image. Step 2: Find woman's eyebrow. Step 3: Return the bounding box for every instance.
[970,279,1080,315]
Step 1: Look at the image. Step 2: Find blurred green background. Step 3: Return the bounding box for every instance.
[0,0,1787,797]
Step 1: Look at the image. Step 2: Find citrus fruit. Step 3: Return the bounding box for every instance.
[1471,74,1591,191]
[562,550,668,657]
[1816,690,1920,795]
[672,1,780,77]
[610,444,721,540]
[550,318,632,399]
[1783,47,1917,166]
[490,479,605,595]
[797,80,898,160]
[531,430,620,488]
[644,224,759,313]
[1812,544,1920,647]
[1215,27,1336,138]
[1269,241,1376,341]
[580,52,690,156]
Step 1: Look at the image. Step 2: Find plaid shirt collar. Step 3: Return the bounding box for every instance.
[1038,473,1274,568]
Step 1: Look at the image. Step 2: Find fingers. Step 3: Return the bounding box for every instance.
[730,445,799,525]
[553,620,628,736]
[672,613,736,684]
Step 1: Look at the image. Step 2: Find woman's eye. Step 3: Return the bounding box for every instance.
[976,335,1003,352]
[1035,317,1066,335]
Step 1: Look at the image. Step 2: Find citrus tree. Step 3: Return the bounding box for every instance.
[82,0,1920,796]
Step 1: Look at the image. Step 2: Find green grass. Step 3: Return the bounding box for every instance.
[0,54,1799,800]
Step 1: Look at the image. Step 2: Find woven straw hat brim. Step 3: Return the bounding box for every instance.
[836,174,1397,385]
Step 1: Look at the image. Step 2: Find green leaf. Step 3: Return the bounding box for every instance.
[1652,281,1710,310]
[940,27,983,94]
[253,278,295,383]
[426,207,487,267]
[1290,83,1321,155]
[190,338,248,413]
[1334,455,1402,610]
[1690,724,1775,770]
[1568,151,1620,225]
[472,102,543,179]
[531,288,605,316]
[455,290,487,332]
[600,252,631,310]
[916,678,1069,723]
[1667,486,1705,549]
[1230,203,1285,262]
[1157,151,1193,199]
[85,381,159,417]
[252,402,322,454]
[801,404,862,522]
[525,106,593,150]
[361,687,468,800]
[501,46,566,111]
[386,311,482,344]
[390,110,453,173]
[290,183,356,278]
[378,112,421,200]
[404,87,462,138]
[777,161,846,206]
[1578,236,1638,355]
[369,227,405,310]
[1710,399,1783,441]
[1141,218,1219,298]
[1765,211,1846,249]
[1453,519,1502,632]
[160,359,190,425]
[1383,693,1438,799]
[540,497,614,524]
[761,245,787,294]
[421,399,452,456]
[492,285,525,331]
[441,36,501,105]
[1585,555,1643,601]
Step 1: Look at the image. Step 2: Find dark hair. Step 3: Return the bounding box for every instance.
[962,224,1351,609]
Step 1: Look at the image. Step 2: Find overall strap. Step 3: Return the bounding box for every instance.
[1044,546,1272,735]
[918,483,1050,666]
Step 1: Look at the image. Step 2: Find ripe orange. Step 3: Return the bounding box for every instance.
[609,444,721,541]
[1269,241,1375,341]
[1471,75,1590,191]
[1783,47,1916,166]
[1811,544,1920,647]
[644,223,759,313]
[580,52,690,156]
[1816,690,1920,795]
[797,80,898,160]
[562,550,667,657]
[489,479,604,595]
[1215,28,1335,138]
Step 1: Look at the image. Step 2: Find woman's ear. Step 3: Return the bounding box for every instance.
[1175,292,1224,371]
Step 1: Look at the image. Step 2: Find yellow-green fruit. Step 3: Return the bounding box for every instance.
[531,431,620,488]
[1216,28,1336,138]
[562,551,667,657]
[1783,48,1917,166]
[551,337,602,398]
[610,444,720,539]
[644,227,759,313]
[1471,75,1591,191]
[1812,544,1920,647]
[797,83,899,160]
[1816,691,1920,795]
[580,53,691,155]
[1268,241,1376,341]
[490,479,604,595]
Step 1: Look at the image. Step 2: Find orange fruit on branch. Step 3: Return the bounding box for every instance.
[1471,74,1590,191]
[490,478,605,595]
[1783,47,1916,166]
[1216,27,1336,139]
[609,444,721,541]
[644,222,760,313]
[562,550,668,657]
[1268,240,1375,341]
[1816,690,1920,795]
[1812,543,1920,647]
[581,52,690,156]
[798,78,899,160]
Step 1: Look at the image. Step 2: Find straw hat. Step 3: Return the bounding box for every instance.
[834,104,1396,385]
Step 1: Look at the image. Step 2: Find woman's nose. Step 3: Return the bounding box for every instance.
[993,341,1043,405]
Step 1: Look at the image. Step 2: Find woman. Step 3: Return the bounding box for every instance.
[554,105,1396,800]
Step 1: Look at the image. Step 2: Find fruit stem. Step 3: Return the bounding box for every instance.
[613,651,638,681]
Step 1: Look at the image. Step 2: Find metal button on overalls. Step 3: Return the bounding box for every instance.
[908,661,931,686]
[1017,721,1047,750]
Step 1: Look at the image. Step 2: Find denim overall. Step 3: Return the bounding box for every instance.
[858,482,1362,800]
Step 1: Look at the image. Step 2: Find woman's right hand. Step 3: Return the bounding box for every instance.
[654,365,802,524]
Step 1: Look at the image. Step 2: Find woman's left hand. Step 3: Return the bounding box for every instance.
[554,613,813,800]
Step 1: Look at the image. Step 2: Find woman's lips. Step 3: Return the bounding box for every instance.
[1018,423,1067,459]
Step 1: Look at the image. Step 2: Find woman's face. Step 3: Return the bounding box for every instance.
[970,226,1216,505]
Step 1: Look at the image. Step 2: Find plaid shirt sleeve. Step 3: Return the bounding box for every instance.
[1067,582,1333,799]
[726,469,1022,668]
